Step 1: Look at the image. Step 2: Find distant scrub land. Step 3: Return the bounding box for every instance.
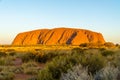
[0,43,120,80]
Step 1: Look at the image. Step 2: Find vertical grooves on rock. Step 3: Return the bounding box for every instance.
[38,32,42,40]
[37,30,49,44]
[45,31,55,44]
[58,30,66,44]
[66,31,77,44]
[44,30,51,38]
[30,33,34,40]
[21,34,28,45]
[42,30,51,44]
[38,31,43,44]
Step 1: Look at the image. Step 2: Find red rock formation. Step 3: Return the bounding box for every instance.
[12,28,105,45]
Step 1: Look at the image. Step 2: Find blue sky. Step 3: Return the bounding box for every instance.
[0,0,120,44]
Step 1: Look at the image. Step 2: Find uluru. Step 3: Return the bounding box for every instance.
[12,28,105,45]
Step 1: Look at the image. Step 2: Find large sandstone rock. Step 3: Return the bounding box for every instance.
[12,28,105,45]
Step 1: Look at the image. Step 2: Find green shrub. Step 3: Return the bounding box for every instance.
[99,48,106,51]
[38,68,54,80]
[0,52,7,57]
[79,43,103,48]
[35,52,59,63]
[0,58,5,65]
[0,66,23,74]
[20,52,36,62]
[37,49,107,80]
[24,67,40,75]
[0,71,15,80]
[101,50,114,56]
[94,65,120,80]
[28,77,37,80]
[20,51,61,63]
[12,66,23,74]
[113,53,120,70]
[22,61,40,75]
[80,53,106,74]
[0,56,15,66]
[8,52,16,56]
[38,54,81,80]
[60,64,93,80]
[22,61,38,68]
[104,42,115,48]
[71,48,84,54]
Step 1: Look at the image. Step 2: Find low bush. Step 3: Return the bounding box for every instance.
[0,71,15,80]
[24,67,40,75]
[79,43,104,48]
[20,51,62,63]
[60,64,93,80]
[19,52,36,62]
[37,54,81,80]
[0,56,15,66]
[94,65,120,80]
[0,52,7,57]
[99,48,106,51]
[104,42,115,48]
[38,68,54,80]
[80,53,106,74]
[22,61,38,68]
[0,66,23,74]
[113,53,120,70]
[35,52,59,63]
[28,77,37,80]
[12,66,23,74]
[22,61,40,75]
[101,50,114,57]
[71,48,84,54]
[8,52,16,56]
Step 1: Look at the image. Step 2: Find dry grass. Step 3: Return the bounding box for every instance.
[0,44,120,80]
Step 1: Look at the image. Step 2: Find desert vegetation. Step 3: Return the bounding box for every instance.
[0,43,120,80]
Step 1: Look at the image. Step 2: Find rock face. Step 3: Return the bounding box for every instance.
[12,28,105,45]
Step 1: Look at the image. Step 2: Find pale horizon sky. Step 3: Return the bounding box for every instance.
[0,0,120,44]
